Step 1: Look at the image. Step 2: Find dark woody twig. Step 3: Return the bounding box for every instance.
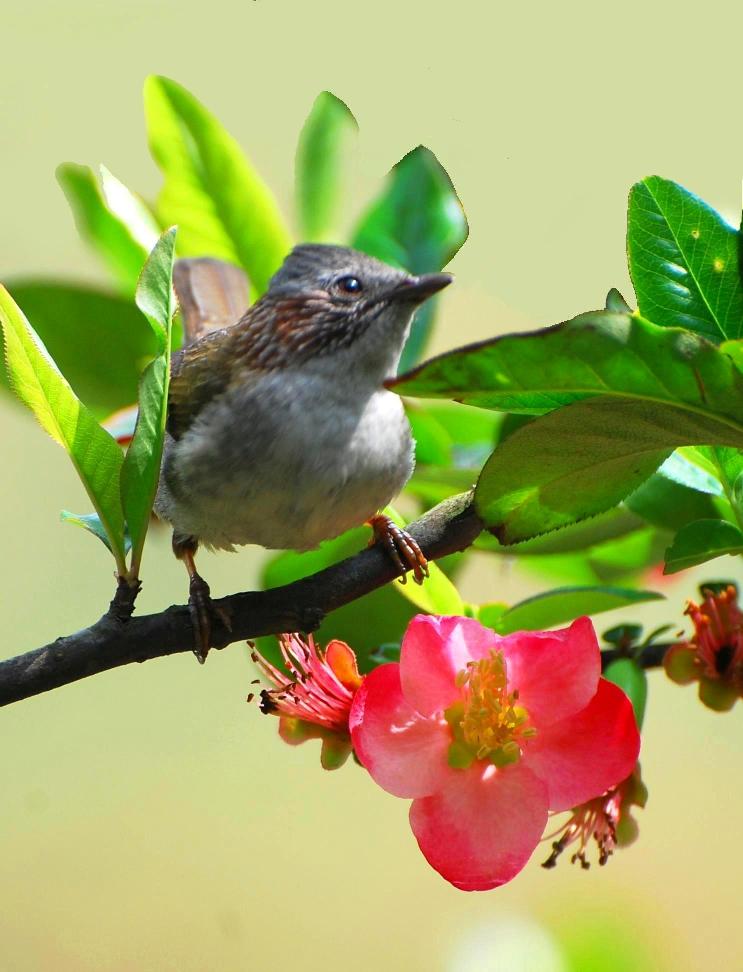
[0,493,482,707]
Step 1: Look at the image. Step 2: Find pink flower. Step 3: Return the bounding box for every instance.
[349,615,640,890]
[665,584,743,711]
[251,634,363,770]
[542,762,647,870]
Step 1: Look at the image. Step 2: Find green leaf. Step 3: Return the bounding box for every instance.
[352,146,468,369]
[393,563,464,615]
[134,225,176,347]
[295,91,358,241]
[720,337,743,371]
[603,658,648,728]
[61,511,132,556]
[0,281,161,418]
[391,311,743,420]
[492,586,662,635]
[602,624,643,647]
[657,451,723,495]
[144,75,292,297]
[121,229,177,572]
[475,395,743,544]
[406,403,453,466]
[378,506,465,615]
[57,163,152,296]
[476,507,646,557]
[0,286,126,570]
[99,165,160,252]
[627,176,743,342]
[664,519,743,574]
[520,527,668,588]
[405,466,477,508]
[625,467,727,531]
[475,602,509,629]
[587,528,669,581]
[605,287,632,313]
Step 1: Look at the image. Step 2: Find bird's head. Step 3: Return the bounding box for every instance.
[260,244,452,380]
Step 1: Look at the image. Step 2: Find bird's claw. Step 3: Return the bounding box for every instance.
[368,514,429,585]
[188,574,232,663]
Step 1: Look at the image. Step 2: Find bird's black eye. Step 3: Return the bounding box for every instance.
[335,275,363,295]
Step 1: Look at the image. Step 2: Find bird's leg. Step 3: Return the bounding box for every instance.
[172,533,231,664]
[367,514,429,586]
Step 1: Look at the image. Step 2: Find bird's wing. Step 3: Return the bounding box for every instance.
[168,329,238,440]
[173,257,250,346]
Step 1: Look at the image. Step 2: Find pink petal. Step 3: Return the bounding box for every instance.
[524,678,641,812]
[409,762,548,890]
[350,663,453,799]
[501,616,601,727]
[400,615,499,717]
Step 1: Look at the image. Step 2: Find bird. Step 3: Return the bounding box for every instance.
[154,243,452,661]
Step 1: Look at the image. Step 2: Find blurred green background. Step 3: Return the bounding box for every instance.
[2,1,743,969]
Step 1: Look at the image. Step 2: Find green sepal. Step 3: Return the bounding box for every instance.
[603,658,648,728]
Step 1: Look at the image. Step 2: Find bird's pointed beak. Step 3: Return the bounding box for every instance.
[388,272,453,304]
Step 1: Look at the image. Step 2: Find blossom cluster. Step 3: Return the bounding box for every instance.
[251,614,641,890]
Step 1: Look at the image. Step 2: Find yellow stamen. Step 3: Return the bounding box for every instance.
[446,650,535,768]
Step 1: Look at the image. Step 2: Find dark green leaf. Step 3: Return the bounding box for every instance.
[0,281,161,419]
[475,395,743,544]
[493,586,662,635]
[603,658,648,728]
[0,286,127,570]
[121,229,176,572]
[664,519,743,574]
[57,163,154,296]
[352,146,468,369]
[602,624,644,647]
[295,91,358,241]
[627,176,743,342]
[698,579,738,597]
[476,507,646,556]
[392,311,743,422]
[144,75,292,297]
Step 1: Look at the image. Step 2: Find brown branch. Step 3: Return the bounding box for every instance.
[0,493,482,707]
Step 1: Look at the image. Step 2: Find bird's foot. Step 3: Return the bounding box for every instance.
[368,514,429,585]
[188,574,232,664]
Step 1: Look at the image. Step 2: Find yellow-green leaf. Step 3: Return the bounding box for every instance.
[144,75,292,298]
[0,286,126,569]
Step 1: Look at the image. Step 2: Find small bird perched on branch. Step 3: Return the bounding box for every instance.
[156,244,452,661]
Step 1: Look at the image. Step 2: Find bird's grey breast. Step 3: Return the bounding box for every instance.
[156,366,414,551]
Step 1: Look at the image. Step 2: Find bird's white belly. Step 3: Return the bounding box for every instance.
[156,371,414,551]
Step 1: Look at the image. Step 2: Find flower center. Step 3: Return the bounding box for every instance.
[444,650,535,769]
